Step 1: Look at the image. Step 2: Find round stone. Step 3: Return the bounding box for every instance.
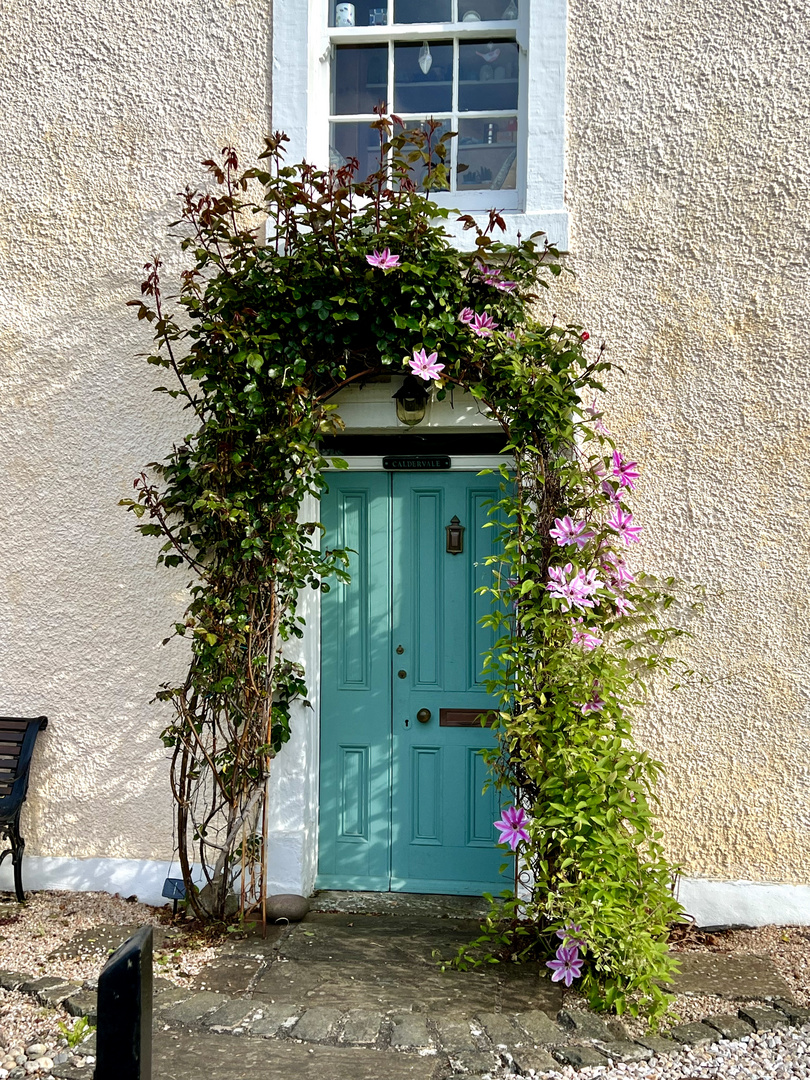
[24,1047,46,1061]
[266,894,310,922]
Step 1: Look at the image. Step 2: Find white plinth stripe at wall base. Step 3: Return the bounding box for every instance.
[4,857,810,927]
[676,878,810,928]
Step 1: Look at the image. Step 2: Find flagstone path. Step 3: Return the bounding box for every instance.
[4,891,809,1079]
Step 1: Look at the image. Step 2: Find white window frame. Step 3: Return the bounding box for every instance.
[272,0,569,250]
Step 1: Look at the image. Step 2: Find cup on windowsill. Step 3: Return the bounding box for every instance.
[335,3,355,26]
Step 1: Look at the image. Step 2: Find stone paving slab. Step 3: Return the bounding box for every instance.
[513,1009,567,1045]
[290,1005,343,1043]
[247,1004,302,1037]
[703,1012,755,1040]
[738,1004,791,1031]
[62,989,98,1025]
[311,890,492,919]
[340,1008,383,1045]
[154,1026,440,1080]
[203,998,263,1031]
[553,1044,608,1067]
[252,956,558,1016]
[434,1017,478,1053]
[594,1038,652,1063]
[668,1020,718,1046]
[161,989,227,1025]
[670,950,793,1000]
[390,1013,434,1049]
[475,1011,523,1047]
[635,1033,681,1056]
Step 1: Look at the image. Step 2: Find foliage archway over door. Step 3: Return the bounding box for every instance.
[126,122,699,1021]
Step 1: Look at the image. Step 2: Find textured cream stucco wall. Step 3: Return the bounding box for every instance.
[1,0,808,894]
[562,0,810,885]
[0,0,273,860]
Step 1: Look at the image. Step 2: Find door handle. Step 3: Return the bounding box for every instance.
[416,708,431,724]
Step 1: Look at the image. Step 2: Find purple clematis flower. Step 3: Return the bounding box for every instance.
[601,480,622,504]
[470,312,499,337]
[612,450,640,490]
[366,248,400,270]
[458,307,475,324]
[555,923,586,950]
[494,805,530,850]
[409,348,445,381]
[549,515,593,551]
[546,945,584,987]
[491,278,517,292]
[607,507,642,545]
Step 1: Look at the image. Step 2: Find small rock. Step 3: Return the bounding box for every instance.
[24,1048,46,1062]
[8,1069,26,1080]
[266,894,310,922]
[35,1060,52,1072]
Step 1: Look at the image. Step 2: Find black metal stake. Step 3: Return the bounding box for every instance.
[95,924,153,1080]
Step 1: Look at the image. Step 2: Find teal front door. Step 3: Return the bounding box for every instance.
[318,470,509,895]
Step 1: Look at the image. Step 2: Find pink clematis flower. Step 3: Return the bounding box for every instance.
[458,307,475,324]
[409,348,445,381]
[494,805,530,850]
[491,278,517,292]
[470,312,499,337]
[366,248,400,270]
[612,450,640,490]
[547,564,603,612]
[614,595,636,617]
[546,945,584,987]
[506,330,518,340]
[571,618,602,651]
[607,507,642,545]
[549,515,593,551]
[581,691,605,714]
[583,398,611,437]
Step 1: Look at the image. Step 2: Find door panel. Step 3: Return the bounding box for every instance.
[319,471,509,895]
[318,474,391,889]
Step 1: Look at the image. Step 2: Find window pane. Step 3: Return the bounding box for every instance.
[394,42,453,113]
[401,119,452,190]
[459,0,518,20]
[332,45,388,115]
[331,2,390,25]
[457,117,517,190]
[458,41,518,112]
[394,0,452,23]
[331,122,385,178]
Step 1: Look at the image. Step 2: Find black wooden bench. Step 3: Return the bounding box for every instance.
[0,715,48,902]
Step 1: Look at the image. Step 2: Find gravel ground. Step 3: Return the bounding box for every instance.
[0,892,808,1078]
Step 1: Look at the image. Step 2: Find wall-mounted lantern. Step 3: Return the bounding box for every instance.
[393,375,429,427]
[445,515,465,555]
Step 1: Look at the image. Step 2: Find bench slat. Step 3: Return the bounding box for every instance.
[0,743,23,755]
[0,723,29,733]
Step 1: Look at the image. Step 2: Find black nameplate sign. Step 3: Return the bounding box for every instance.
[383,455,451,471]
